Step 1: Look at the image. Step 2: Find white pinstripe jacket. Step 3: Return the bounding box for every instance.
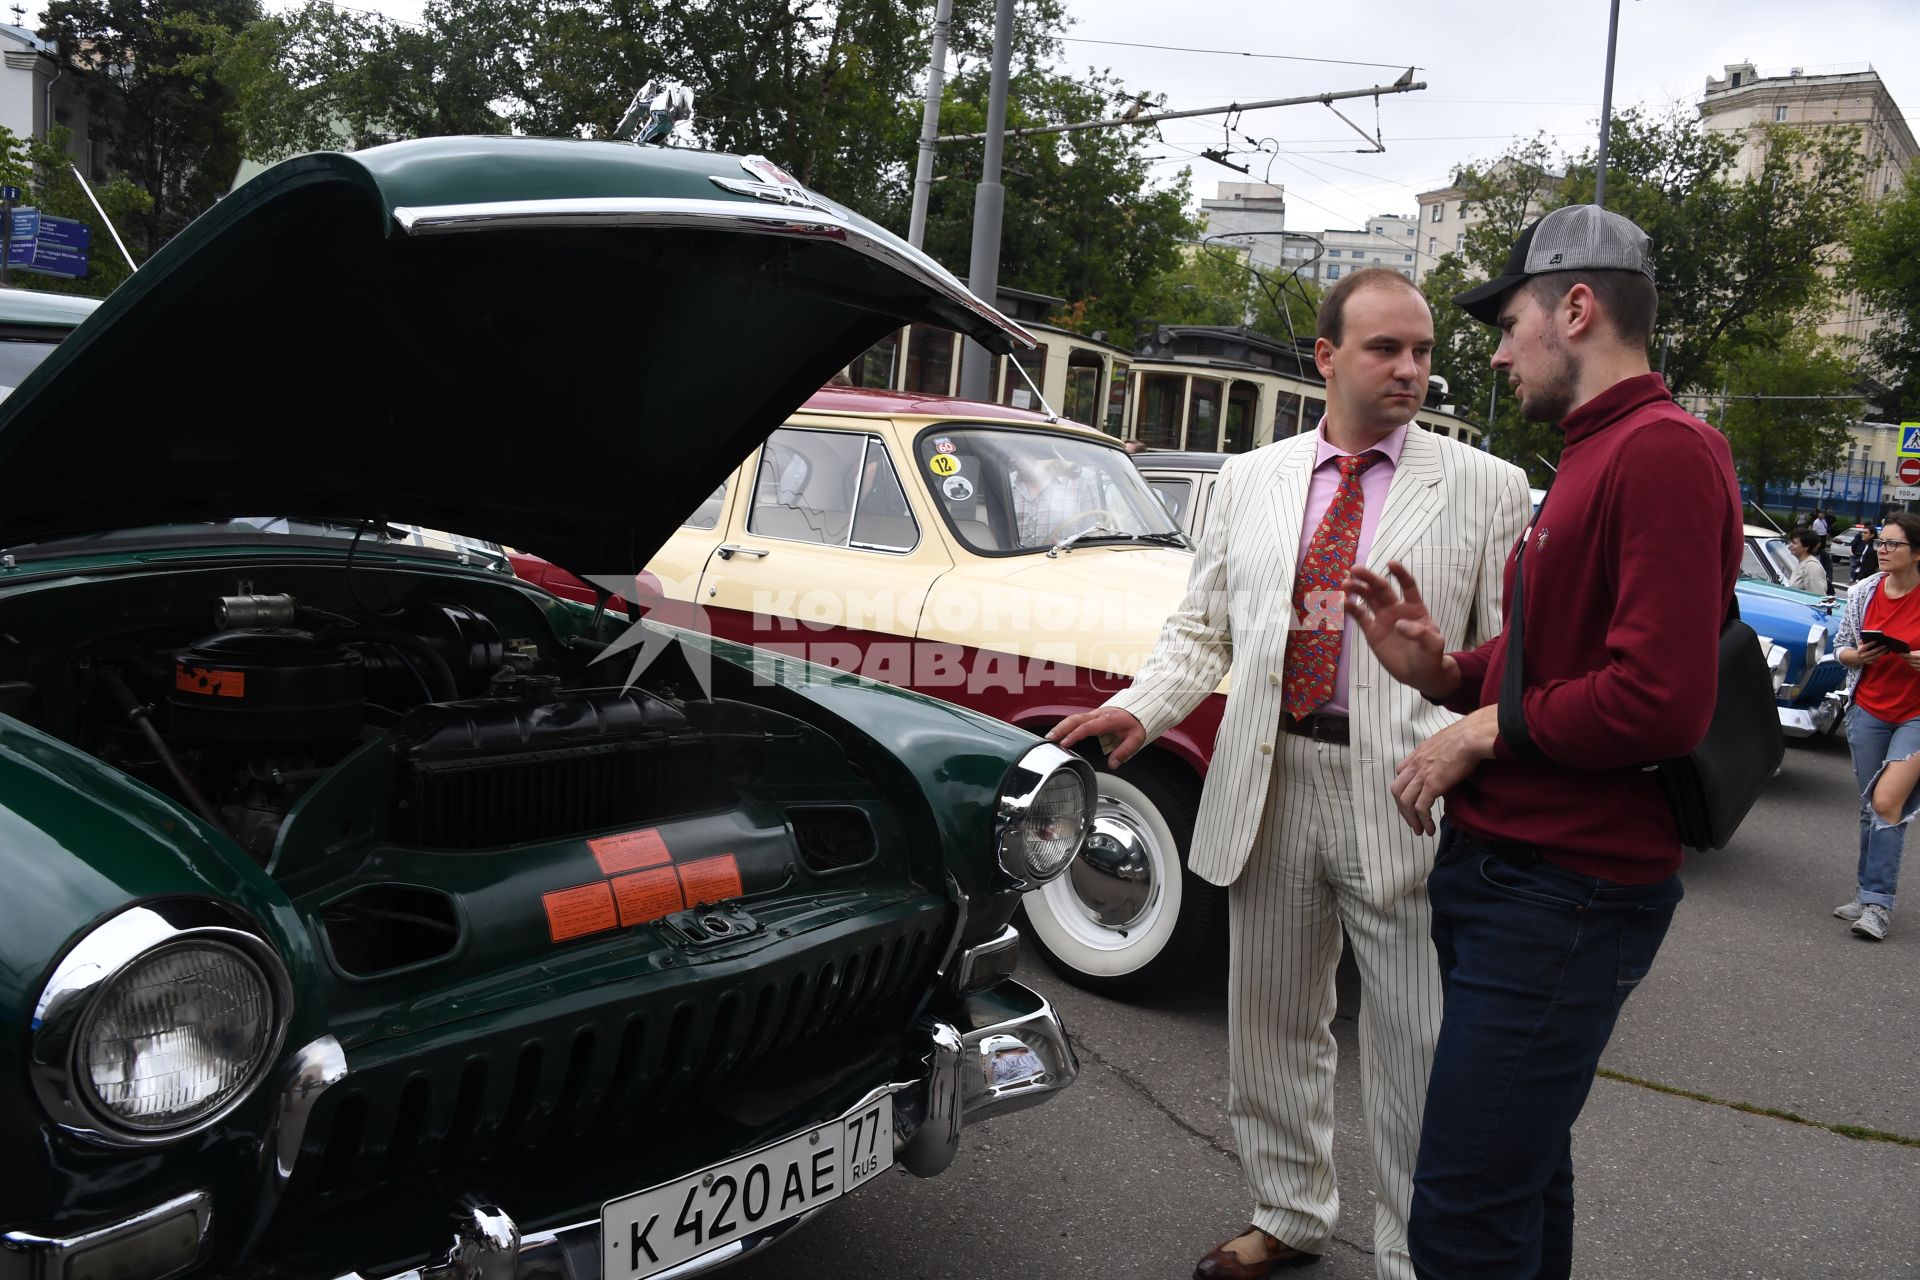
[1108,425,1531,902]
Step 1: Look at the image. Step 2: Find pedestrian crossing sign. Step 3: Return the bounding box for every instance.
[1903,424,1920,458]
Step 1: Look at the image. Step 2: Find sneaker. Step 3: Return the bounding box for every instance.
[1834,900,1867,922]
[1852,904,1891,941]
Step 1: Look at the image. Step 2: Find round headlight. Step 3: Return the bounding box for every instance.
[1003,768,1091,884]
[77,941,277,1132]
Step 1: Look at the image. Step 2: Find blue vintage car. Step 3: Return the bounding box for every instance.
[1735,569,1845,738]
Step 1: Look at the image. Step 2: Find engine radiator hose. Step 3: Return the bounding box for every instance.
[98,667,228,836]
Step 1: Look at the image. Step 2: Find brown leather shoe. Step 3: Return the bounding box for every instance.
[1193,1225,1321,1278]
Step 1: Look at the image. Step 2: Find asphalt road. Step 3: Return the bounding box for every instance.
[729,729,1920,1280]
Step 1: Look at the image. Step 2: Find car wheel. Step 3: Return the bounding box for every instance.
[1018,755,1221,997]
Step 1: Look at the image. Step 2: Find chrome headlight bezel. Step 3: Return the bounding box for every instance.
[995,743,1096,889]
[29,900,292,1147]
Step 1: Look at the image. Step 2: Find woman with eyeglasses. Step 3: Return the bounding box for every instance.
[1833,511,1920,940]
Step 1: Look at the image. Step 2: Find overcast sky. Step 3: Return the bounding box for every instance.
[47,0,1915,236]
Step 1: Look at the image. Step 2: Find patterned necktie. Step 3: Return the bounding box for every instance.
[1283,450,1385,719]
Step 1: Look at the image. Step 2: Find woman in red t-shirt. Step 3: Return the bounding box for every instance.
[1835,511,1920,940]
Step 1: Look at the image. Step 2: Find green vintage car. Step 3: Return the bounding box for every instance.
[0,139,1091,1280]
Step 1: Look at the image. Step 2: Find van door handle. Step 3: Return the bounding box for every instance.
[717,544,770,560]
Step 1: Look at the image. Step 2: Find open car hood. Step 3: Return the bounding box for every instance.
[0,137,1032,574]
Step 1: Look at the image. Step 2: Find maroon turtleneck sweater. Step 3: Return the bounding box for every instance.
[1442,373,1742,884]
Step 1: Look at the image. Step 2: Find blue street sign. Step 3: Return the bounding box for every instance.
[4,210,88,279]
[0,186,20,204]
[1903,425,1920,457]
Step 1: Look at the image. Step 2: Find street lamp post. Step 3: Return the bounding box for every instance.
[958,0,1014,402]
[1594,0,1622,208]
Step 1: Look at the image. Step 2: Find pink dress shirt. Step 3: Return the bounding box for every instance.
[1293,419,1410,715]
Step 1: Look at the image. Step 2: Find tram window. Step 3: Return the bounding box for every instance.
[1303,396,1327,430]
[1225,382,1259,453]
[904,324,958,395]
[1000,344,1047,410]
[1106,362,1131,436]
[1064,348,1105,427]
[1138,373,1184,449]
[854,331,901,389]
[1273,388,1305,439]
[1185,378,1222,452]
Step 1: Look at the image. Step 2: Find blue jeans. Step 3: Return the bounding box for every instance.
[1408,826,1682,1280]
[1844,704,1920,909]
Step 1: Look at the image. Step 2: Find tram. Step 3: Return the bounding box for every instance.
[844,287,1483,451]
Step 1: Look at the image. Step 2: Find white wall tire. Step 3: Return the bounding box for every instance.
[1018,756,1220,997]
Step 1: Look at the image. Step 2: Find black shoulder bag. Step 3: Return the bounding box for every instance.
[1496,505,1783,852]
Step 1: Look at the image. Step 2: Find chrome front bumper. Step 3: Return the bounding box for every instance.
[330,979,1076,1280]
[1780,690,1847,738]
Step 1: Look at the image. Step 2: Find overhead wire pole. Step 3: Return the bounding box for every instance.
[934,79,1428,144]
[958,0,1014,402]
[942,71,1428,402]
[1593,0,1622,207]
[906,0,954,249]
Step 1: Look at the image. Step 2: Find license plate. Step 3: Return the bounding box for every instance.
[600,1094,893,1279]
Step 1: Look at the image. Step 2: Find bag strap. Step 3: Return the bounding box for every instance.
[1497,499,1547,762]
[1497,489,1739,763]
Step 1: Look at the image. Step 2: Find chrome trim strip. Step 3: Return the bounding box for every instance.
[391,196,1035,353]
[29,901,294,1147]
[245,1035,350,1256]
[951,923,1020,995]
[2,1190,211,1280]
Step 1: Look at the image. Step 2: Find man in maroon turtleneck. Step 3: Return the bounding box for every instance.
[1342,205,1742,1280]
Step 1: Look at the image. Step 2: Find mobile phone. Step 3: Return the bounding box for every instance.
[1861,630,1911,654]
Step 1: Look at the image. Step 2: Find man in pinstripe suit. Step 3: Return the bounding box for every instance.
[1052,268,1529,1280]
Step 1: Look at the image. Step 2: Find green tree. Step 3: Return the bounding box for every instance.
[1431,108,1866,481]
[1842,167,1920,420]
[1126,242,1256,331]
[918,62,1194,344]
[1709,323,1862,502]
[194,0,521,159]
[41,0,260,253]
[203,0,1194,341]
[0,123,150,297]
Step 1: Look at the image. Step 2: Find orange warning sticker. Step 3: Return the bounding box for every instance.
[542,881,618,943]
[589,828,672,876]
[613,867,685,926]
[175,665,247,698]
[677,854,744,907]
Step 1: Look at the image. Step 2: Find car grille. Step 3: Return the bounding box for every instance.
[1800,659,1846,703]
[294,907,942,1196]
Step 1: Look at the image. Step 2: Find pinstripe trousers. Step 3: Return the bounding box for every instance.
[1229,732,1442,1280]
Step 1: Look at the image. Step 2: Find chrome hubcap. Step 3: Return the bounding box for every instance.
[1056,794,1163,939]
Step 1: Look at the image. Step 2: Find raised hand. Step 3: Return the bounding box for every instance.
[1342,562,1459,700]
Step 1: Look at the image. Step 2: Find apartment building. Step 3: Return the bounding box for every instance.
[1699,62,1916,346]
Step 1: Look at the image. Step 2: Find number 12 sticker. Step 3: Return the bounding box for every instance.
[928,455,960,477]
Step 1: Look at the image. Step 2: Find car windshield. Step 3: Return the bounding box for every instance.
[1742,535,1795,584]
[913,425,1182,554]
[8,517,508,566]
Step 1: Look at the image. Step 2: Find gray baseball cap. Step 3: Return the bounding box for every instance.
[1453,204,1655,324]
